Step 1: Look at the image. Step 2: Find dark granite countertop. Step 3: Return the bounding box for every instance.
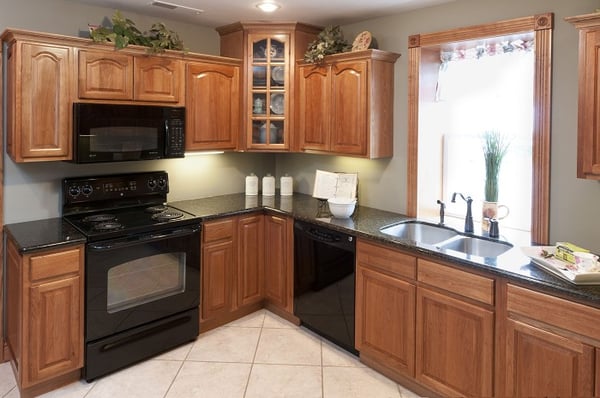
[6,193,600,309]
[4,217,86,253]
[171,192,600,309]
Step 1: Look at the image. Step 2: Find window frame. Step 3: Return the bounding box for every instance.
[406,13,553,244]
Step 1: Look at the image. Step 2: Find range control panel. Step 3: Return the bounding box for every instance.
[63,171,169,205]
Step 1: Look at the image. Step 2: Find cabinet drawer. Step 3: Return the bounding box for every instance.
[417,259,494,305]
[357,239,416,280]
[507,284,600,341]
[203,218,235,243]
[28,246,83,282]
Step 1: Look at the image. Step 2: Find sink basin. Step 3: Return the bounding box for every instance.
[438,236,513,258]
[380,221,458,245]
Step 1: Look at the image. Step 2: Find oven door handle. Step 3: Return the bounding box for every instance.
[87,226,200,251]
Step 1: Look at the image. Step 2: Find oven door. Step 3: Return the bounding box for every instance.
[85,224,200,342]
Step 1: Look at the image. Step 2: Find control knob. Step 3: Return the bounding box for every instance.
[81,184,93,196]
[68,186,80,198]
[147,179,157,190]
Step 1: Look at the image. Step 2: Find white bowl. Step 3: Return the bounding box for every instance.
[328,197,357,218]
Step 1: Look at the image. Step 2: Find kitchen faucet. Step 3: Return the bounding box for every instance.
[451,192,474,233]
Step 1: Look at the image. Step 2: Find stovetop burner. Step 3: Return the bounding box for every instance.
[151,210,184,221]
[62,171,198,241]
[92,221,125,232]
[83,214,117,223]
[145,205,168,213]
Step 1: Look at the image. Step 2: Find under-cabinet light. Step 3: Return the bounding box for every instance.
[184,151,225,156]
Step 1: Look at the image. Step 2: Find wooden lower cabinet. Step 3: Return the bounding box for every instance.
[416,287,494,397]
[200,213,293,330]
[355,240,416,378]
[237,214,265,307]
[497,283,600,397]
[5,236,84,396]
[263,214,294,314]
[503,318,594,397]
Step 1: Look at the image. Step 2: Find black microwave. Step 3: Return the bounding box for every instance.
[73,103,185,163]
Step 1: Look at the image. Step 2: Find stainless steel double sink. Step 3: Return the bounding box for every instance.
[379,220,513,258]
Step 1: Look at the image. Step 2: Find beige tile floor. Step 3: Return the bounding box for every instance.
[0,310,421,398]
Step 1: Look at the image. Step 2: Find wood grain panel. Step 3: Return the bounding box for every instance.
[203,218,235,243]
[134,57,183,104]
[356,239,416,281]
[417,258,494,305]
[29,247,82,282]
[78,50,133,100]
[237,215,264,307]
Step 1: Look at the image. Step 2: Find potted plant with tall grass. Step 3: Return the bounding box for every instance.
[482,130,510,231]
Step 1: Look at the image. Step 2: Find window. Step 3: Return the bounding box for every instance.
[407,13,553,245]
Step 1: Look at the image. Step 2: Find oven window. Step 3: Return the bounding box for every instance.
[107,252,186,313]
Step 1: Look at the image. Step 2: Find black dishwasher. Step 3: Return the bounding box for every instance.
[294,220,357,354]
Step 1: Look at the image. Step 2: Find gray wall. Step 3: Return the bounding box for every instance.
[278,0,600,252]
[1,0,274,224]
[3,0,600,253]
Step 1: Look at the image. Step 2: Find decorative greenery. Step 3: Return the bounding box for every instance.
[304,26,351,63]
[482,130,510,202]
[89,10,185,53]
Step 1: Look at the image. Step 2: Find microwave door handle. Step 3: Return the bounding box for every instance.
[88,226,199,251]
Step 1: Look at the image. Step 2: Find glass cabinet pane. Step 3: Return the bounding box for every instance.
[270,39,285,61]
[270,93,284,116]
[253,66,267,87]
[252,93,267,115]
[253,39,268,61]
[271,120,284,144]
[271,65,285,87]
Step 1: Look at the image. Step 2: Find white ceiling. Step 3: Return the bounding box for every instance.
[73,0,455,28]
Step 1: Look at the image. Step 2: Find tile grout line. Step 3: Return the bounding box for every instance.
[242,312,266,398]
[160,341,194,398]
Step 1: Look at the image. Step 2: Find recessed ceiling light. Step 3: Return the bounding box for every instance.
[256,1,281,13]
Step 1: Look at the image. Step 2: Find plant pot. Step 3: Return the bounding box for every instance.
[482,201,510,232]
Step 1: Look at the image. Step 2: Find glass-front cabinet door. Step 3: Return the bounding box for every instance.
[248,34,289,149]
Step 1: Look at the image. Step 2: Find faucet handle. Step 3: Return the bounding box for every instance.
[436,200,445,225]
[488,218,499,239]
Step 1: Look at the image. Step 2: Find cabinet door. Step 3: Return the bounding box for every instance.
[78,50,133,100]
[297,64,330,152]
[504,318,594,397]
[576,28,600,179]
[264,215,293,313]
[356,266,415,376]
[134,57,183,103]
[7,42,72,161]
[330,60,368,155]
[186,62,240,150]
[247,34,289,149]
[237,215,264,308]
[416,287,494,397]
[201,240,234,321]
[26,276,82,386]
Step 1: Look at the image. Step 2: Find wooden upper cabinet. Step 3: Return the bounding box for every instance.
[78,50,133,100]
[216,22,321,152]
[134,56,183,103]
[567,13,600,179]
[296,65,330,151]
[3,34,73,162]
[297,50,400,158]
[78,50,183,104]
[330,60,368,155]
[185,60,240,151]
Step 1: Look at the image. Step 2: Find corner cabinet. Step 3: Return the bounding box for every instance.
[263,213,294,314]
[3,31,73,162]
[217,22,321,151]
[5,236,84,395]
[297,50,400,158]
[567,14,600,179]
